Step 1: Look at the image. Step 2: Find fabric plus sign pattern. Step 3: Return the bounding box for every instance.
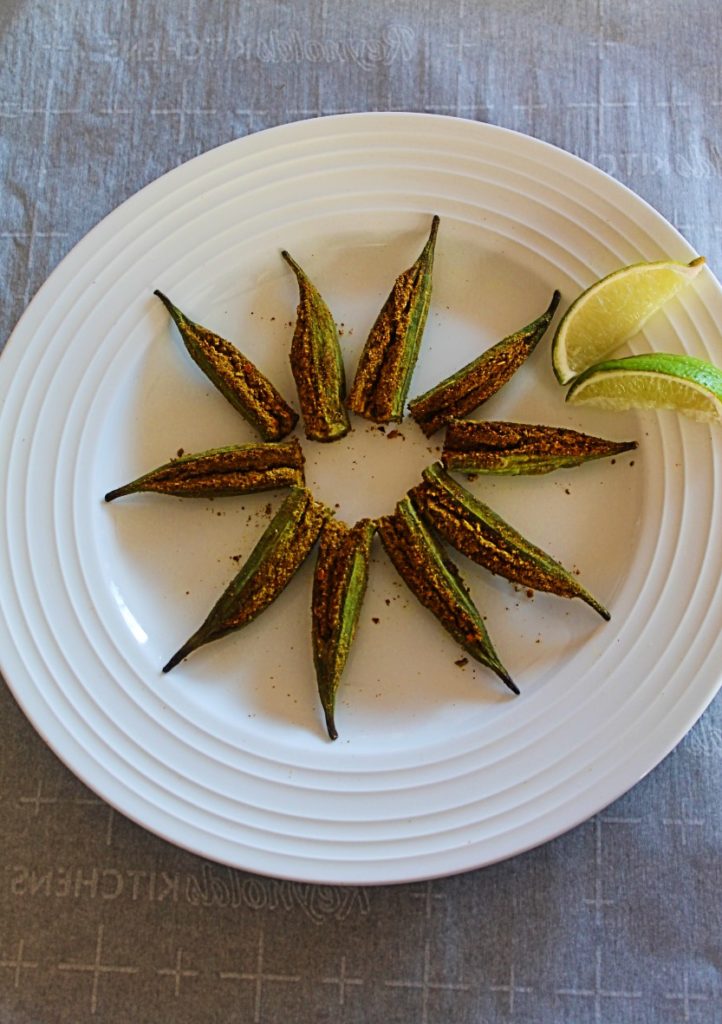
[1,1,721,1022]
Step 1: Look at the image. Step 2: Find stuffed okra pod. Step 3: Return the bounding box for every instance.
[409,463,609,619]
[104,439,305,501]
[163,487,330,672]
[408,291,560,436]
[282,251,350,443]
[377,496,517,693]
[347,216,439,423]
[441,420,637,475]
[155,289,298,442]
[312,518,376,740]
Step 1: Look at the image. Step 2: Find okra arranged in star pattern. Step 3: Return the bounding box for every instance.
[377,496,517,694]
[282,250,351,443]
[104,439,305,502]
[347,216,440,423]
[442,420,637,475]
[102,219,639,740]
[312,518,377,740]
[155,289,298,442]
[163,487,330,672]
[409,463,610,620]
[408,291,561,436]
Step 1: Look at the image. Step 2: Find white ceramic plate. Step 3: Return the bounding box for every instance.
[1,113,721,884]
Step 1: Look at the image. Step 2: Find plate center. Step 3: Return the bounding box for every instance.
[302,415,443,523]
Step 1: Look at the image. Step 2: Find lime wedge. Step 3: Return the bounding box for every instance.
[552,257,706,384]
[566,353,722,422]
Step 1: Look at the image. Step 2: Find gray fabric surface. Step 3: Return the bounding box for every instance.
[1,1,721,1021]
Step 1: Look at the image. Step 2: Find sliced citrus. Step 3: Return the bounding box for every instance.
[566,353,722,422]
[552,256,706,384]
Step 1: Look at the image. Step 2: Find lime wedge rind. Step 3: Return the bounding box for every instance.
[552,257,706,385]
[566,352,722,423]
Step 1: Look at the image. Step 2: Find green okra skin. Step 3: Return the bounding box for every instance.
[163,487,331,672]
[377,496,517,694]
[408,291,561,436]
[154,289,298,442]
[104,439,305,501]
[347,216,440,423]
[441,419,638,475]
[312,518,377,740]
[409,463,610,620]
[282,251,351,443]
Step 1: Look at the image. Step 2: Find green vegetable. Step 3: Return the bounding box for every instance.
[312,518,376,739]
[347,216,439,423]
[410,463,609,619]
[283,250,350,443]
[155,289,298,442]
[409,292,560,436]
[377,496,516,693]
[163,487,330,672]
[105,440,305,501]
[441,419,636,475]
